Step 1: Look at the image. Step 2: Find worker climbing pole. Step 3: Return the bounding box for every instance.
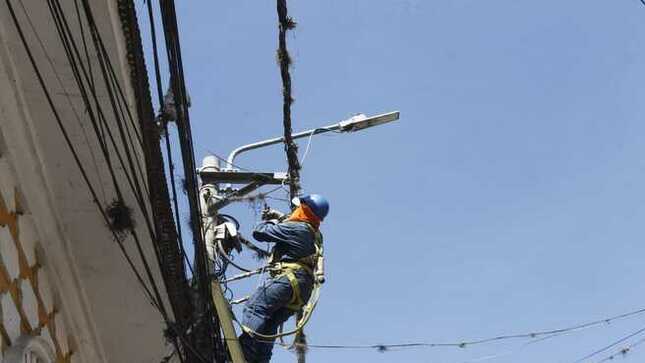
[195,2,399,362]
[196,2,330,361]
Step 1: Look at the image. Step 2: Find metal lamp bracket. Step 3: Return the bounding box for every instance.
[199,170,288,211]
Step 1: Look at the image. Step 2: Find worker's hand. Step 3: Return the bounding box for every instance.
[262,208,285,221]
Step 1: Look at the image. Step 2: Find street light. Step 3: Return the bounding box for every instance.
[199,110,400,209]
[224,111,400,169]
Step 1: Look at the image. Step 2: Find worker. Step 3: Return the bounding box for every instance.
[239,194,329,363]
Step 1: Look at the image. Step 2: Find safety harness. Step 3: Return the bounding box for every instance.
[268,223,323,311]
[229,221,324,341]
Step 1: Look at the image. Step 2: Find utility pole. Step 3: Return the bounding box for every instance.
[199,156,247,363]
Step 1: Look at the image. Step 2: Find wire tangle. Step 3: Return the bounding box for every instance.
[156,0,226,359]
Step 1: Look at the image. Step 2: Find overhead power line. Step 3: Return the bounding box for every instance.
[44,0,170,321]
[277,306,645,353]
[144,0,193,277]
[573,325,645,363]
[157,0,225,360]
[595,335,645,363]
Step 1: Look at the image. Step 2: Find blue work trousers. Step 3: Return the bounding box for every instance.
[239,270,313,363]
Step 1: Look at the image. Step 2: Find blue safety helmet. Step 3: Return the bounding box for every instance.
[295,194,330,221]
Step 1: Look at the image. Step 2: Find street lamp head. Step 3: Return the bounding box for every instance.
[338,111,400,132]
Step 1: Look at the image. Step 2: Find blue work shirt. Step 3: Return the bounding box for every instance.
[252,221,319,262]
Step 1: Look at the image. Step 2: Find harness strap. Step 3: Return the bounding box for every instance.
[284,271,303,311]
[267,222,323,311]
[272,262,312,311]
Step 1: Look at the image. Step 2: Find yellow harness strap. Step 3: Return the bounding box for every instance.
[269,222,324,311]
[272,262,313,311]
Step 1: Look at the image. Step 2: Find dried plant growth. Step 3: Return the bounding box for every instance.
[276,0,302,200]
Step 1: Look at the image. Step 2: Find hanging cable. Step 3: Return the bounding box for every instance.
[144,0,193,277]
[276,0,301,200]
[572,325,645,363]
[45,0,170,323]
[44,0,155,241]
[16,0,108,206]
[6,0,158,311]
[299,128,318,167]
[264,307,645,353]
[157,0,224,360]
[595,335,645,363]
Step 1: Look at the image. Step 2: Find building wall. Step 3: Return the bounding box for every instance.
[0,1,174,362]
[0,149,72,363]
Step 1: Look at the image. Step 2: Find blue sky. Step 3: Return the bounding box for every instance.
[140,1,645,362]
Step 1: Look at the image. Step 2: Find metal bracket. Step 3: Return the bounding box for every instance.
[200,170,288,211]
[208,180,263,211]
[199,170,288,185]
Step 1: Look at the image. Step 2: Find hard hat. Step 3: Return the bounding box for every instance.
[293,194,329,220]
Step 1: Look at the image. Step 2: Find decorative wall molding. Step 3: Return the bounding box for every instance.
[3,335,56,363]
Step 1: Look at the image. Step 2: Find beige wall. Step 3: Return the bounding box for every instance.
[0,1,173,362]
[0,151,70,363]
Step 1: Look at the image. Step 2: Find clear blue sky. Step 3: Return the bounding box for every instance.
[140,1,645,362]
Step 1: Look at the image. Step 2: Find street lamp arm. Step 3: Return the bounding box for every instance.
[225,111,399,168]
[225,127,335,169]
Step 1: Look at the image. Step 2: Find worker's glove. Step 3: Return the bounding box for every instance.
[262,208,286,221]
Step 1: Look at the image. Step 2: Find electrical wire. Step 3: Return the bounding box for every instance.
[216,241,253,273]
[44,0,171,323]
[44,0,157,246]
[16,0,108,206]
[299,128,317,167]
[573,325,645,363]
[144,0,194,277]
[6,0,159,312]
[299,126,342,167]
[595,335,645,363]
[157,0,224,359]
[259,307,645,353]
[451,331,573,363]
[218,214,241,229]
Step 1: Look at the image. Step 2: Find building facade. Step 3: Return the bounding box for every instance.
[0,1,181,362]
